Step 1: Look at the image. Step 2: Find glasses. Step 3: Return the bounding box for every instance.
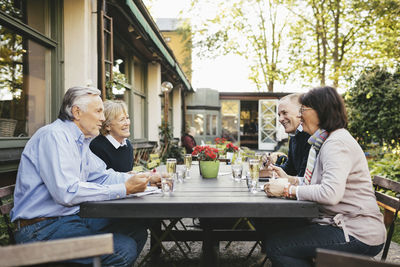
[116,117,130,124]
[299,106,313,115]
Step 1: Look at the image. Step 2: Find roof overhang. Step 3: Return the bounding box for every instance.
[122,0,193,92]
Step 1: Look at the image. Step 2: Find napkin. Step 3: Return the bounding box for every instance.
[128,186,161,197]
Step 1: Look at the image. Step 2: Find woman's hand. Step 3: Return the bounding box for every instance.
[269,165,288,178]
[264,181,286,197]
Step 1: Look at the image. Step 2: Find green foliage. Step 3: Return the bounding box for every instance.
[359,0,400,65]
[345,66,400,150]
[368,152,400,182]
[158,122,184,164]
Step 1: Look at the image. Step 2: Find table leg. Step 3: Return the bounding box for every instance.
[200,223,219,267]
[150,219,162,262]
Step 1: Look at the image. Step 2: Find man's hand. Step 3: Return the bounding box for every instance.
[125,173,150,195]
[149,172,170,188]
[261,153,272,167]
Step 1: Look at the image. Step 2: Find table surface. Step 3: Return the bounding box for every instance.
[80,163,318,219]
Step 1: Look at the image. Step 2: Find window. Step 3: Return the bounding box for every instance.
[186,110,219,140]
[0,0,60,140]
[132,59,147,139]
[221,100,240,142]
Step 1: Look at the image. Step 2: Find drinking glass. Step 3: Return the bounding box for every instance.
[161,175,174,195]
[176,165,186,183]
[165,158,177,193]
[184,154,192,179]
[255,152,264,170]
[249,159,259,194]
[166,158,177,174]
[231,164,243,182]
[245,171,252,191]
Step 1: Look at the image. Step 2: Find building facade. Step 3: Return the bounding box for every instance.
[0,0,192,180]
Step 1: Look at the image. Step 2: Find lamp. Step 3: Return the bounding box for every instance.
[161,81,173,124]
[161,81,173,147]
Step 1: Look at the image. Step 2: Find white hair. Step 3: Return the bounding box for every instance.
[58,87,101,121]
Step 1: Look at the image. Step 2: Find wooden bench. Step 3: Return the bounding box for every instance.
[373,175,400,260]
[0,184,114,266]
[316,248,400,267]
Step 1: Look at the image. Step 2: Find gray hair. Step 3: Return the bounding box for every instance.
[279,93,301,107]
[100,100,128,135]
[58,87,101,121]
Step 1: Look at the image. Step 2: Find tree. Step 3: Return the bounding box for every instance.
[190,0,290,92]
[345,65,400,150]
[286,0,400,89]
[360,0,400,66]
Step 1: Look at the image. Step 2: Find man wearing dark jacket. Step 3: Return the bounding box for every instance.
[263,93,311,177]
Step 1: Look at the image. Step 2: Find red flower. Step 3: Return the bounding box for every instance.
[224,142,239,153]
[192,145,219,161]
[215,137,227,145]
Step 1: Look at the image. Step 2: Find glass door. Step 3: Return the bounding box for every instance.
[258,99,278,150]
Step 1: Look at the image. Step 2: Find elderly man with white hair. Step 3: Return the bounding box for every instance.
[263,93,311,177]
[11,87,162,266]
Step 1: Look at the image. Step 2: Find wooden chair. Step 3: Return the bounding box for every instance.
[315,248,400,267]
[1,184,114,267]
[373,175,400,260]
[0,234,114,267]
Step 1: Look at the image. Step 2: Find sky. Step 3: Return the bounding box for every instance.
[144,0,261,93]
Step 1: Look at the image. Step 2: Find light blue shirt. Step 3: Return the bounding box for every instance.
[11,119,129,221]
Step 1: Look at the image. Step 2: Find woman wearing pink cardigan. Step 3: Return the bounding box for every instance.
[264,86,386,267]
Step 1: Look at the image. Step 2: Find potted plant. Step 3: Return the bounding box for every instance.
[192,145,220,178]
[224,142,239,161]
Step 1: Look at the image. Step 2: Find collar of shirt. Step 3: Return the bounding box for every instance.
[64,120,91,145]
[106,134,127,149]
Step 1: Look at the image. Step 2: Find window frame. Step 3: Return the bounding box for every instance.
[0,1,63,149]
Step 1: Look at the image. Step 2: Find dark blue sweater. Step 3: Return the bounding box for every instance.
[278,130,311,177]
[90,135,133,172]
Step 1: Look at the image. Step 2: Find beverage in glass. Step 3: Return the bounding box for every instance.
[184,154,192,179]
[255,152,263,169]
[166,158,177,174]
[231,164,243,182]
[249,159,259,194]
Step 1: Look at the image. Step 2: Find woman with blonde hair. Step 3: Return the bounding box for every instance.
[90,100,133,172]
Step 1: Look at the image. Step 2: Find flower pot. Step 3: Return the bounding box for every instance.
[199,160,220,179]
[226,152,234,161]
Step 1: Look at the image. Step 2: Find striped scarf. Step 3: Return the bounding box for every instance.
[304,129,329,185]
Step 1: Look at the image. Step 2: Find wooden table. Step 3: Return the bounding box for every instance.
[80,163,318,265]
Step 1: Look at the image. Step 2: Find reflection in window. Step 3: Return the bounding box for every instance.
[221,100,239,142]
[212,115,217,135]
[206,114,211,135]
[0,25,48,137]
[0,0,48,37]
[194,114,204,135]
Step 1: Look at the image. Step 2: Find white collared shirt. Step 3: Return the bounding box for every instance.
[106,134,127,149]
